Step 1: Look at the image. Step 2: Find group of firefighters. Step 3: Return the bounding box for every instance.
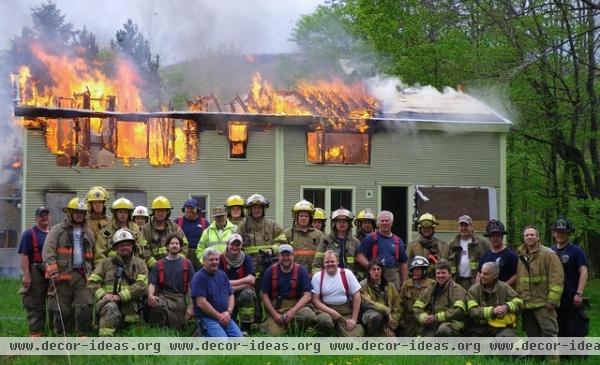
[17,187,589,345]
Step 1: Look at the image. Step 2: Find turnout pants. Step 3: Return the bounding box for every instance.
[147,291,188,331]
[261,299,316,336]
[19,265,49,336]
[47,270,92,336]
[315,303,364,337]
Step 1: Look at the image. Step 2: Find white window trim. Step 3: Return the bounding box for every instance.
[299,185,356,216]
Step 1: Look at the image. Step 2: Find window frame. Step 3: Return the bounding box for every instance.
[300,185,356,217]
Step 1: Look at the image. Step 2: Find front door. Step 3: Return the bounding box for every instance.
[380,186,408,244]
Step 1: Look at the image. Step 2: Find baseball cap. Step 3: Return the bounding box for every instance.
[279,244,294,254]
[458,215,472,225]
[227,233,243,246]
[211,207,227,217]
[35,207,50,217]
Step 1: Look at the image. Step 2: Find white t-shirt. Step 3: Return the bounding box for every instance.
[458,239,471,278]
[311,268,361,306]
[72,228,84,268]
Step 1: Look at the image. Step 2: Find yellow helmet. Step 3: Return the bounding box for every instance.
[86,186,109,202]
[225,195,245,208]
[313,208,327,221]
[354,208,376,226]
[151,196,172,210]
[111,198,134,211]
[291,199,315,218]
[488,313,517,328]
[63,197,87,212]
[418,213,438,228]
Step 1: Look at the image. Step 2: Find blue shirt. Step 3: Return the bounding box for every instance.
[175,216,208,249]
[477,247,518,283]
[260,263,312,298]
[191,268,232,318]
[17,226,48,263]
[551,243,588,296]
[220,254,255,280]
[357,232,408,268]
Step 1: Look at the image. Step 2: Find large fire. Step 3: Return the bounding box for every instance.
[14,45,377,167]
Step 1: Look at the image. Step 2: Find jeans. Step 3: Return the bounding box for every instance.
[198,316,242,337]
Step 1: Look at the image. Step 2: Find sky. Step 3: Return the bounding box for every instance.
[0,0,325,64]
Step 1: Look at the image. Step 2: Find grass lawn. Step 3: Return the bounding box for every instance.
[0,277,597,365]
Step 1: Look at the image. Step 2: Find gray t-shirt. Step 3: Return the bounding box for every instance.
[72,228,83,268]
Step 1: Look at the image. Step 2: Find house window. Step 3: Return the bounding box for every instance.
[307,132,370,164]
[190,195,209,219]
[45,191,77,225]
[0,230,18,248]
[115,190,147,208]
[228,121,248,159]
[302,187,354,216]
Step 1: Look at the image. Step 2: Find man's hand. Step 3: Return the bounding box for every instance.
[345,318,357,331]
[147,294,159,308]
[218,310,231,326]
[493,305,508,317]
[424,314,436,326]
[185,306,194,320]
[546,302,557,312]
[21,274,32,289]
[574,293,583,306]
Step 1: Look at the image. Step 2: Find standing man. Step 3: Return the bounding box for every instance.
[132,206,150,230]
[43,197,94,335]
[447,215,489,290]
[311,250,364,337]
[477,219,518,286]
[285,199,324,272]
[220,234,256,333]
[87,229,148,336]
[141,196,188,268]
[517,226,564,338]
[147,233,194,331]
[312,208,327,233]
[191,248,242,337]
[196,207,237,263]
[359,260,402,337]
[550,216,589,337]
[406,213,449,278]
[85,186,111,238]
[225,195,246,227]
[312,209,360,275]
[467,262,523,337]
[236,194,287,276]
[260,244,316,335]
[18,207,51,337]
[412,260,467,337]
[175,199,208,270]
[356,211,408,289]
[354,209,376,242]
[398,256,435,336]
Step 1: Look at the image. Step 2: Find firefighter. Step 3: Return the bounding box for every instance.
[359,259,402,337]
[18,207,51,336]
[87,228,148,336]
[354,209,376,242]
[312,208,327,233]
[42,197,94,335]
[312,208,360,275]
[95,198,144,266]
[220,234,256,333]
[141,196,189,269]
[196,207,237,263]
[225,195,245,227]
[174,198,208,270]
[132,206,149,230]
[550,216,589,337]
[85,186,111,238]
[260,244,316,335]
[448,215,489,290]
[147,233,195,331]
[236,194,287,276]
[412,259,467,337]
[285,199,324,272]
[356,210,408,289]
[398,256,435,336]
[476,219,518,286]
[467,261,523,337]
[406,213,449,278]
[517,225,564,338]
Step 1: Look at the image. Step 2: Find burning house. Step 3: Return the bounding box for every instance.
[5,45,511,275]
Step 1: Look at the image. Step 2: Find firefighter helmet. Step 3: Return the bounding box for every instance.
[313,208,327,221]
[354,208,376,227]
[225,195,245,208]
[245,193,269,208]
[111,198,134,211]
[418,213,438,228]
[484,219,507,237]
[112,228,136,247]
[63,197,87,212]
[151,196,172,210]
[291,199,315,218]
[551,216,574,233]
[86,186,109,202]
[409,255,430,276]
[488,313,517,328]
[132,206,150,218]
[331,208,354,221]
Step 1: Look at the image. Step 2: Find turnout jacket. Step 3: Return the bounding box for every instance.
[94,221,144,266]
[86,214,110,239]
[312,232,360,274]
[236,216,286,254]
[359,279,402,330]
[406,236,449,278]
[285,226,324,269]
[42,219,95,282]
[467,281,523,325]
[516,243,564,309]
[141,218,188,268]
[447,234,489,278]
[413,279,467,326]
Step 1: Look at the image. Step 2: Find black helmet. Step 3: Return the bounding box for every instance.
[551,216,574,233]
[484,219,507,237]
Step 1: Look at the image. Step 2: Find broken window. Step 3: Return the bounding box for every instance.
[307,132,370,164]
[228,121,248,158]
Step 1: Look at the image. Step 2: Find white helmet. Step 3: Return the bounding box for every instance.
[112,228,136,247]
[132,206,150,218]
